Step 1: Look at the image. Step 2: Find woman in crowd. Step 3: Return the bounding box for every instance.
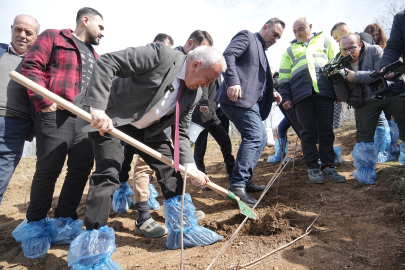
[364,23,388,49]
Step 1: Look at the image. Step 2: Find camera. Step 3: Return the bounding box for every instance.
[367,60,405,100]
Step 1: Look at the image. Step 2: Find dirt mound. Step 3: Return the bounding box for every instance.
[2,129,405,270]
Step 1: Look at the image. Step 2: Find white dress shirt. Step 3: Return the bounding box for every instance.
[90,60,198,171]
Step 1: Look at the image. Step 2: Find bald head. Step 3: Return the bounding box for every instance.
[13,15,40,34]
[293,17,312,43]
[11,14,40,55]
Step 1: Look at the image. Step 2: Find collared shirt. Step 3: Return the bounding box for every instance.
[255,33,268,101]
[131,60,186,128]
[302,33,315,47]
[8,43,27,57]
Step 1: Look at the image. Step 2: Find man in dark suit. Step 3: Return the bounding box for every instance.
[173,30,235,188]
[214,18,285,207]
[76,44,225,234]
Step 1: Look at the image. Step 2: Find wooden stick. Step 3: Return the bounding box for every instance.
[9,71,231,199]
[180,165,189,270]
[291,139,299,173]
[276,133,288,195]
[206,155,290,270]
[231,213,321,270]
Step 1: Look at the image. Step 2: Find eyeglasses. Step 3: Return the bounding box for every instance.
[340,46,358,54]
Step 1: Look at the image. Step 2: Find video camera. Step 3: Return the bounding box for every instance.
[367,60,405,101]
[323,54,354,81]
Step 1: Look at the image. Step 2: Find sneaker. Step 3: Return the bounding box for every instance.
[308,169,324,184]
[322,168,346,183]
[195,210,205,221]
[135,218,167,238]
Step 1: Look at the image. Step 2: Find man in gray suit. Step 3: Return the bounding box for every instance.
[76,43,225,236]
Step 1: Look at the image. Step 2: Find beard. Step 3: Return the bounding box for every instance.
[87,31,101,46]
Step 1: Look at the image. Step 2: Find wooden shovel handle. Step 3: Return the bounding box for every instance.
[9,71,229,197]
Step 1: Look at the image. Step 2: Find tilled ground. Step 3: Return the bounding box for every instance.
[1,128,405,270]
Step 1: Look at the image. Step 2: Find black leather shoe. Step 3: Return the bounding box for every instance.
[246,181,266,193]
[228,186,262,208]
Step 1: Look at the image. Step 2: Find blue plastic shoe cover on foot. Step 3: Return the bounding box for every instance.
[374,126,394,163]
[67,226,123,269]
[333,146,345,164]
[148,184,160,210]
[399,141,405,165]
[388,121,400,156]
[50,217,83,245]
[352,142,378,185]
[113,182,133,214]
[163,194,223,250]
[267,139,289,163]
[12,217,52,259]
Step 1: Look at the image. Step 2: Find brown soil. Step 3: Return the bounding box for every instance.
[1,128,405,270]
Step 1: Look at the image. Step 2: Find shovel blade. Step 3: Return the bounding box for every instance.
[227,191,259,220]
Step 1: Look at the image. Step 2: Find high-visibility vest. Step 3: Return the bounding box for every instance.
[279,32,337,93]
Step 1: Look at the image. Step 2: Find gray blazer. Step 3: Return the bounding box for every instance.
[75,42,202,164]
[332,42,383,104]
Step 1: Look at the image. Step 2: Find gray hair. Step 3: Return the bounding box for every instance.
[300,17,311,27]
[188,45,227,72]
[13,14,40,34]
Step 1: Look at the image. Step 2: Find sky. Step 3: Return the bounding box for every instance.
[1,0,389,68]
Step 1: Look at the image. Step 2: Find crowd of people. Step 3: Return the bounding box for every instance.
[1,6,405,269]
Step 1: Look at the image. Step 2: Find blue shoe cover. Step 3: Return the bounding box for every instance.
[388,121,400,156]
[112,182,133,214]
[352,142,378,185]
[148,184,160,210]
[12,217,52,259]
[334,146,345,164]
[164,194,223,250]
[50,217,83,245]
[267,139,289,163]
[374,126,394,163]
[399,142,405,165]
[67,226,122,270]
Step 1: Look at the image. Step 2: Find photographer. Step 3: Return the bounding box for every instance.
[331,33,405,184]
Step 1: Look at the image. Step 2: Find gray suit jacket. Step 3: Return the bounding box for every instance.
[75,42,202,164]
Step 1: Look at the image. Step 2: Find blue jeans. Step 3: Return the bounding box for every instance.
[220,103,267,187]
[0,116,32,205]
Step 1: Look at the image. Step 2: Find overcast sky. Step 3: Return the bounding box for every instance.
[0,0,391,68]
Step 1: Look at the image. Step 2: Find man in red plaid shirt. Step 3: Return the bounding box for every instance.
[13,7,104,259]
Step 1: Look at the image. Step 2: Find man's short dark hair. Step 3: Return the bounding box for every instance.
[330,22,347,35]
[153,33,174,46]
[187,30,213,46]
[76,7,103,22]
[264,18,286,29]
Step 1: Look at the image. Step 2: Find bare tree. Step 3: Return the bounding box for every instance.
[374,0,405,35]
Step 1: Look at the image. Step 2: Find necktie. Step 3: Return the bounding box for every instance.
[174,80,185,172]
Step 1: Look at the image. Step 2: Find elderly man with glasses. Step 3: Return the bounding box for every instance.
[331,33,405,184]
[279,17,346,184]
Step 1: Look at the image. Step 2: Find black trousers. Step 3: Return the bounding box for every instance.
[294,95,335,169]
[279,105,301,138]
[27,110,94,221]
[194,109,235,175]
[85,125,183,230]
[118,143,135,183]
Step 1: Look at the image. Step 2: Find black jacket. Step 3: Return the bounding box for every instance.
[381,9,405,70]
[191,77,221,129]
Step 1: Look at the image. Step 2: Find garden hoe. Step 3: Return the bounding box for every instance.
[9,71,258,220]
